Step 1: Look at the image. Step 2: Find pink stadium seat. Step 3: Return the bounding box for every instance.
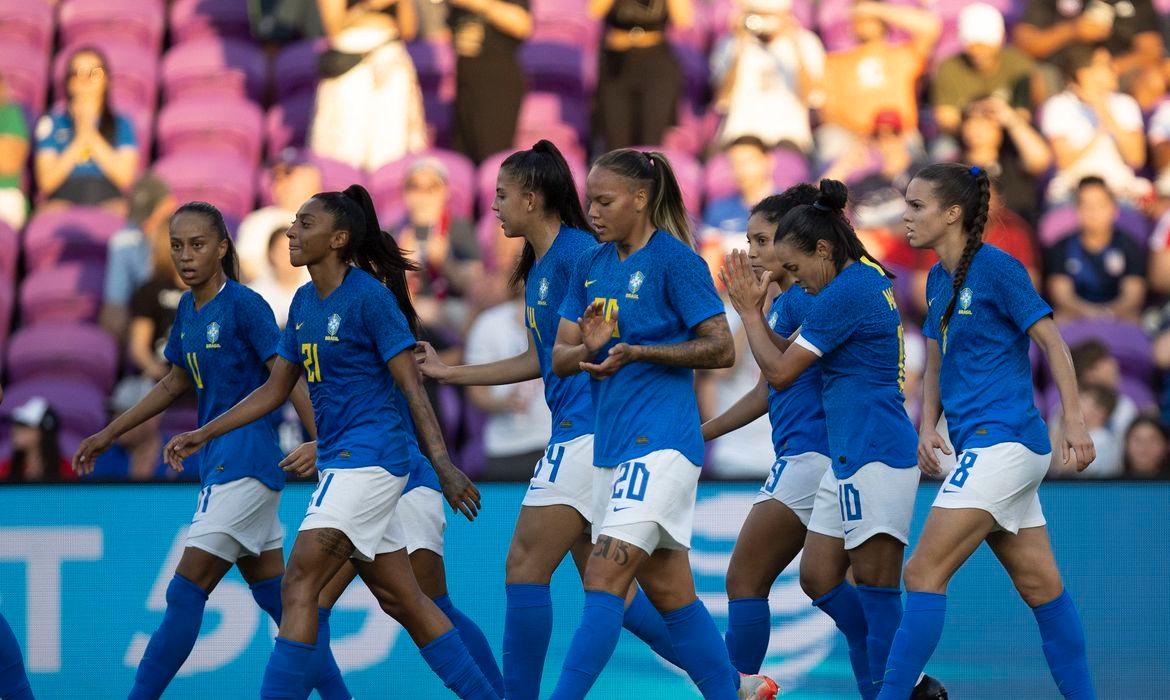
[157,96,264,165]
[1039,205,1151,247]
[154,153,258,222]
[521,41,595,97]
[631,146,703,214]
[266,90,315,160]
[0,221,18,280]
[702,148,812,203]
[1058,318,1153,383]
[22,207,124,273]
[7,322,118,393]
[58,0,166,54]
[0,41,50,118]
[19,263,105,327]
[169,0,254,43]
[0,0,55,56]
[162,37,268,103]
[2,376,107,454]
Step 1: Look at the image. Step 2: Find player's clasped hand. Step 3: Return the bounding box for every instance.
[580,342,636,379]
[279,440,318,477]
[72,429,115,476]
[916,428,952,477]
[163,429,209,473]
[719,249,771,317]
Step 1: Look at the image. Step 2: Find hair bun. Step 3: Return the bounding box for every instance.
[815,179,848,212]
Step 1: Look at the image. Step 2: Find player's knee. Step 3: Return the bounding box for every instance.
[798,563,838,600]
[1012,570,1063,608]
[902,555,947,594]
[725,564,768,600]
[280,567,319,611]
[504,540,553,585]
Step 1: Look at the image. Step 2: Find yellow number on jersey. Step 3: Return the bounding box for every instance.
[526,306,542,343]
[185,352,204,390]
[591,297,621,337]
[301,343,322,383]
[896,323,906,393]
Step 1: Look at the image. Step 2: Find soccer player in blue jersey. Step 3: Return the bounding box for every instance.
[72,202,350,700]
[544,149,777,700]
[875,163,1098,699]
[415,140,681,699]
[163,185,496,700]
[736,180,923,699]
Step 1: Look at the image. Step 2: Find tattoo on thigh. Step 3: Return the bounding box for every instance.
[315,529,353,560]
[590,536,630,566]
[591,536,612,560]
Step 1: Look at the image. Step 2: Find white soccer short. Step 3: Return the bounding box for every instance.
[522,434,598,523]
[752,451,832,526]
[591,449,701,555]
[300,466,408,562]
[807,461,920,549]
[186,477,284,563]
[392,486,447,556]
[932,442,1049,534]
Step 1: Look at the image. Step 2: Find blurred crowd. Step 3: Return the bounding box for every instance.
[1,0,1169,482]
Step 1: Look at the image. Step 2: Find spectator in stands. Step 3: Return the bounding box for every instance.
[1148,207,1170,294]
[710,0,825,153]
[1147,96,1170,200]
[463,286,552,478]
[1039,44,1147,204]
[0,70,29,229]
[0,397,72,482]
[450,0,532,163]
[310,0,428,171]
[931,4,1035,138]
[100,174,174,342]
[1070,338,1140,435]
[1045,176,1147,321]
[236,152,320,283]
[1014,0,1163,77]
[699,136,775,277]
[247,226,302,328]
[1123,415,1170,478]
[391,157,482,307]
[592,0,694,150]
[127,223,185,381]
[34,47,138,212]
[960,95,1052,224]
[817,0,939,167]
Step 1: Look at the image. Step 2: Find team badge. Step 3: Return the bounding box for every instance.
[959,288,973,310]
[538,277,550,305]
[326,313,341,340]
[768,311,779,329]
[626,271,645,299]
[205,322,220,345]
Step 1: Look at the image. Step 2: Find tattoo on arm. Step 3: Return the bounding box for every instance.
[315,528,355,560]
[635,315,733,369]
[403,381,450,465]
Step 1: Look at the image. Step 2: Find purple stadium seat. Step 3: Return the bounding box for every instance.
[157,96,264,165]
[1058,318,1153,382]
[53,40,160,113]
[0,1,54,55]
[154,153,257,222]
[162,37,268,104]
[266,90,315,160]
[671,44,710,106]
[773,147,812,188]
[2,376,107,453]
[273,39,324,101]
[0,221,17,280]
[368,150,475,225]
[0,277,14,349]
[169,0,253,43]
[518,92,590,145]
[7,322,118,393]
[258,155,367,207]
[22,207,124,272]
[19,263,105,327]
[422,95,454,149]
[1117,207,1153,245]
[1039,203,1152,246]
[58,0,166,54]
[521,42,594,97]
[405,39,456,101]
[0,41,50,118]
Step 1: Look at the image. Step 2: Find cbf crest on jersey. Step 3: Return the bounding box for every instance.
[768,310,779,330]
[958,287,974,315]
[626,271,645,299]
[205,322,221,348]
[325,313,341,341]
[537,277,550,305]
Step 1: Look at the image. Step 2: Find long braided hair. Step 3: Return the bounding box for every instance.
[913,163,992,335]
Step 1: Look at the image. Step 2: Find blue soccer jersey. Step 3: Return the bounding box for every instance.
[163,280,285,490]
[276,268,417,476]
[766,286,829,458]
[923,244,1052,455]
[525,226,596,444]
[558,231,725,468]
[795,260,918,478]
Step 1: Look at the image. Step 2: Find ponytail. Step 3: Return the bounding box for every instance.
[315,184,422,334]
[912,163,991,335]
[774,179,895,278]
[593,149,694,249]
[171,201,239,281]
[500,139,591,290]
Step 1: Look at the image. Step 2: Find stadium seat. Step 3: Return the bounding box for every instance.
[53,40,161,114]
[1039,204,1152,247]
[7,322,118,393]
[169,0,254,43]
[406,39,456,100]
[518,92,590,146]
[0,0,55,58]
[162,37,268,104]
[0,40,50,119]
[273,39,325,101]
[22,207,124,273]
[157,95,265,165]
[58,0,166,55]
[154,153,258,222]
[1,375,107,454]
[266,90,316,160]
[0,221,18,280]
[521,42,595,97]
[19,263,105,327]
[1059,318,1154,384]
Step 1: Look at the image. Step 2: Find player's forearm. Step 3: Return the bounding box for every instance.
[445,351,541,386]
[701,378,768,442]
[402,380,455,471]
[106,373,187,439]
[552,342,591,377]
[633,315,734,370]
[202,379,292,441]
[290,378,317,440]
[741,312,789,382]
[1032,319,1084,423]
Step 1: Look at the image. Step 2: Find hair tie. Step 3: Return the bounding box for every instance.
[812,202,831,212]
[969,165,982,176]
[642,151,654,168]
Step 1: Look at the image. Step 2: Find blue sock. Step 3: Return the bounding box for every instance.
[1033,591,1096,699]
[549,591,625,700]
[875,592,946,700]
[435,594,504,697]
[128,574,208,700]
[813,582,875,700]
[857,586,903,697]
[623,588,682,668]
[260,637,315,700]
[420,628,499,700]
[725,597,770,675]
[251,575,283,624]
[662,599,739,700]
[0,612,33,700]
[503,583,553,700]
[312,608,352,700]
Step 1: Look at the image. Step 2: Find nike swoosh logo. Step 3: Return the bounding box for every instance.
[528,485,546,491]
[942,488,961,494]
[613,506,633,512]
[844,527,857,535]
[584,280,597,287]
[295,322,304,330]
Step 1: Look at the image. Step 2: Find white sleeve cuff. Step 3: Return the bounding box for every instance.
[794,333,823,357]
